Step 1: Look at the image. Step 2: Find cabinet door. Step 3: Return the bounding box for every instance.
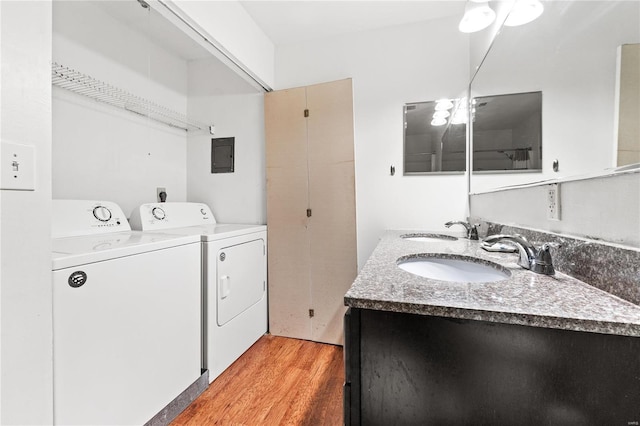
[307,79,357,345]
[265,87,312,340]
[265,79,357,345]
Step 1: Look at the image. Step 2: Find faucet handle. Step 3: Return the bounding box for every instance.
[469,224,479,240]
[531,243,557,275]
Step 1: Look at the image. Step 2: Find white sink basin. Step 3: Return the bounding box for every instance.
[401,233,458,242]
[397,254,510,283]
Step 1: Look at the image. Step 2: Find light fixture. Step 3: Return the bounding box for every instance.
[435,99,454,110]
[458,0,496,33]
[504,0,544,27]
[433,110,450,120]
[431,117,447,126]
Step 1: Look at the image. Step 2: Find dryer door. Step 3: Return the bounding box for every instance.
[217,238,266,325]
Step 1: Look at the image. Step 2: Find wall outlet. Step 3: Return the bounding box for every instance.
[1,141,36,191]
[157,187,166,203]
[547,183,561,221]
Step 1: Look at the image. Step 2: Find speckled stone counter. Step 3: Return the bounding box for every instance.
[344,230,640,337]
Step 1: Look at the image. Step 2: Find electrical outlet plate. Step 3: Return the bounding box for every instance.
[1,141,36,191]
[547,183,561,221]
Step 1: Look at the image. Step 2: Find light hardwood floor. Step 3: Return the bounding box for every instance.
[171,335,344,426]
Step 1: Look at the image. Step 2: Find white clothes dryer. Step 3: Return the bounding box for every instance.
[130,202,267,383]
[52,200,201,425]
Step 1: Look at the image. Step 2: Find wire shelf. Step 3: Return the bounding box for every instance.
[52,62,205,132]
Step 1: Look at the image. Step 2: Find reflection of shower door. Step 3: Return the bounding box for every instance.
[616,43,640,167]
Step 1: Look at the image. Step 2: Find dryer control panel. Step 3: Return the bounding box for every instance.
[129,202,216,230]
[52,200,131,238]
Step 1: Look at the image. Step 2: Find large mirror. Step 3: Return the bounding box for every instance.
[470,1,640,193]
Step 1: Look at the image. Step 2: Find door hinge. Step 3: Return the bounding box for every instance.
[309,309,315,318]
[304,109,309,117]
[306,208,312,217]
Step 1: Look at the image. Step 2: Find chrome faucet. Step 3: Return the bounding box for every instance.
[483,234,556,275]
[445,221,479,240]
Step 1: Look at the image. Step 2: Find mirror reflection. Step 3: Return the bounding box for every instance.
[403,100,466,174]
[472,91,542,172]
[617,43,640,167]
[470,1,640,192]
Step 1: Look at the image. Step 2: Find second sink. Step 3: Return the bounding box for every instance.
[397,254,511,283]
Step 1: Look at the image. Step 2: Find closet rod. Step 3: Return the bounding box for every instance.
[51,62,206,132]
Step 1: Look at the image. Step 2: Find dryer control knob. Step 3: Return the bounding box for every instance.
[152,207,166,220]
[93,206,112,222]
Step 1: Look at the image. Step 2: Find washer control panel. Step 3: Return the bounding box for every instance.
[52,200,131,238]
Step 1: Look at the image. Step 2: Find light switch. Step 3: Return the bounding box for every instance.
[1,141,36,191]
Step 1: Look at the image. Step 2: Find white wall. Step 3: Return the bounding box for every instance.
[187,58,266,224]
[275,17,470,267]
[167,0,275,89]
[0,1,53,424]
[52,1,189,216]
[470,1,640,193]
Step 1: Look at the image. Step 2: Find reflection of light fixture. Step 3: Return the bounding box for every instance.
[435,99,454,110]
[431,117,447,126]
[433,110,450,119]
[459,0,496,33]
[451,108,468,125]
[504,0,544,27]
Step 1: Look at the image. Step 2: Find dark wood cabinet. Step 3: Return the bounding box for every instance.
[344,308,640,425]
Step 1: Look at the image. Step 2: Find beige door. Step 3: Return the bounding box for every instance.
[265,79,357,345]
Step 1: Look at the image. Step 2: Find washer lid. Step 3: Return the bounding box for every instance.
[52,231,200,270]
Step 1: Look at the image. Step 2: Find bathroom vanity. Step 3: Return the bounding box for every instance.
[343,231,640,425]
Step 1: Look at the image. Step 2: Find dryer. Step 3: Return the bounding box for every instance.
[129,202,267,382]
[52,200,201,425]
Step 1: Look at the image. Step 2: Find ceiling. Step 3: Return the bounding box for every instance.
[94,1,465,57]
[239,1,466,46]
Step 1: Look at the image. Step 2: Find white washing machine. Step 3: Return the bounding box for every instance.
[52,200,201,425]
[129,202,267,383]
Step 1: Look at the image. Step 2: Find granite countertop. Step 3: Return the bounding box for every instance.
[344,230,640,337]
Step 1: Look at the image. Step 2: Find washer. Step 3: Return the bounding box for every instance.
[52,200,201,425]
[129,202,267,383]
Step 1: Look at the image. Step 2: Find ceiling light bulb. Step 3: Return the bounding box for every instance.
[433,110,451,119]
[504,0,544,27]
[431,117,447,126]
[459,1,496,33]
[435,99,454,110]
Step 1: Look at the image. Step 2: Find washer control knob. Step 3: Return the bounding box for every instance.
[93,206,112,222]
[152,207,166,220]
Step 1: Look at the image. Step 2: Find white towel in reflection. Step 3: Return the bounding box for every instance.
[512,149,530,169]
